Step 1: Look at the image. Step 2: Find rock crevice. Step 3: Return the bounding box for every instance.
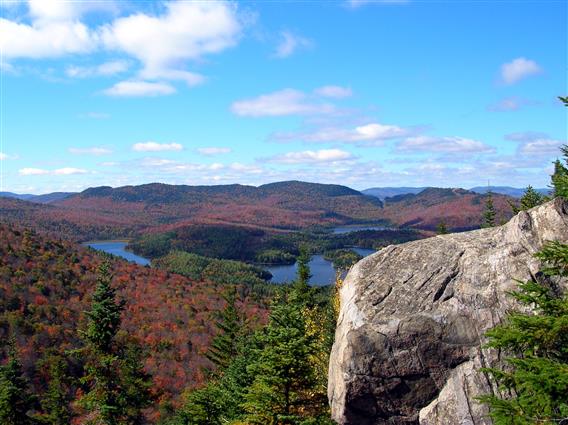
[328,199,568,425]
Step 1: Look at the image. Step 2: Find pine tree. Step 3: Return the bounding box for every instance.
[478,241,568,424]
[205,286,242,371]
[482,191,497,228]
[0,338,36,425]
[78,262,152,425]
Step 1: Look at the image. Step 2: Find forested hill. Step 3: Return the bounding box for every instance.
[0,181,519,241]
[380,187,514,230]
[53,181,385,232]
[0,224,268,421]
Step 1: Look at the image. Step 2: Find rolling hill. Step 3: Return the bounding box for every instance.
[0,223,268,420]
[51,181,385,236]
[0,191,75,203]
[380,187,514,230]
[0,182,521,240]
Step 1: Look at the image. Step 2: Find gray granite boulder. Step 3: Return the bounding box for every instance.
[328,198,568,424]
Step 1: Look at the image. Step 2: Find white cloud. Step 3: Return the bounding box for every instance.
[266,149,354,164]
[0,152,18,160]
[19,168,50,176]
[520,139,563,156]
[2,1,241,90]
[272,122,410,145]
[103,80,176,97]
[66,60,129,78]
[101,1,241,85]
[314,85,353,98]
[69,147,113,155]
[500,57,542,85]
[397,136,494,153]
[18,166,88,176]
[28,0,117,22]
[132,142,183,152]
[505,131,550,142]
[488,96,535,112]
[197,147,232,156]
[53,167,87,175]
[231,89,335,117]
[0,18,98,59]
[354,123,408,141]
[273,30,312,59]
[505,132,564,157]
[0,0,115,59]
[229,162,263,174]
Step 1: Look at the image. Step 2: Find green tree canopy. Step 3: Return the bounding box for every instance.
[0,339,36,425]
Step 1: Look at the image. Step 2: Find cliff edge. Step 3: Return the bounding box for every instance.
[328,198,568,425]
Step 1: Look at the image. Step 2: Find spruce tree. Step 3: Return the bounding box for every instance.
[291,247,316,307]
[117,340,153,425]
[482,191,497,228]
[551,146,568,199]
[37,354,73,425]
[437,220,448,235]
[0,338,36,425]
[479,241,568,424]
[510,186,547,214]
[243,294,318,424]
[78,262,152,425]
[205,286,242,371]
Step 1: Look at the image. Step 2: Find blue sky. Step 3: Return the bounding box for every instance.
[0,0,566,194]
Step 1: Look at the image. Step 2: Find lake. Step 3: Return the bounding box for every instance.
[266,248,376,286]
[85,240,376,286]
[332,225,390,234]
[84,241,151,266]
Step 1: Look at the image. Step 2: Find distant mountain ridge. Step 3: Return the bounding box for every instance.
[364,186,550,200]
[0,181,524,240]
[0,191,75,203]
[362,187,428,200]
[380,187,514,231]
[469,186,550,197]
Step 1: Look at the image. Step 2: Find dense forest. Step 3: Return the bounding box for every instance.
[0,224,338,424]
[0,225,272,422]
[128,224,423,265]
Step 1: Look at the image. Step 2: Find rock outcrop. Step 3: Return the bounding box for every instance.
[328,199,568,425]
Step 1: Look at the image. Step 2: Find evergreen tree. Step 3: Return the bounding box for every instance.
[510,186,546,214]
[437,220,448,235]
[291,247,316,307]
[244,294,318,424]
[482,191,497,228]
[0,338,36,425]
[295,247,312,291]
[36,354,73,425]
[551,146,568,198]
[117,340,153,425]
[205,286,242,371]
[175,383,224,425]
[78,262,152,425]
[478,241,568,424]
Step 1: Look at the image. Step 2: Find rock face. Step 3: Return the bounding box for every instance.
[328,199,568,425]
